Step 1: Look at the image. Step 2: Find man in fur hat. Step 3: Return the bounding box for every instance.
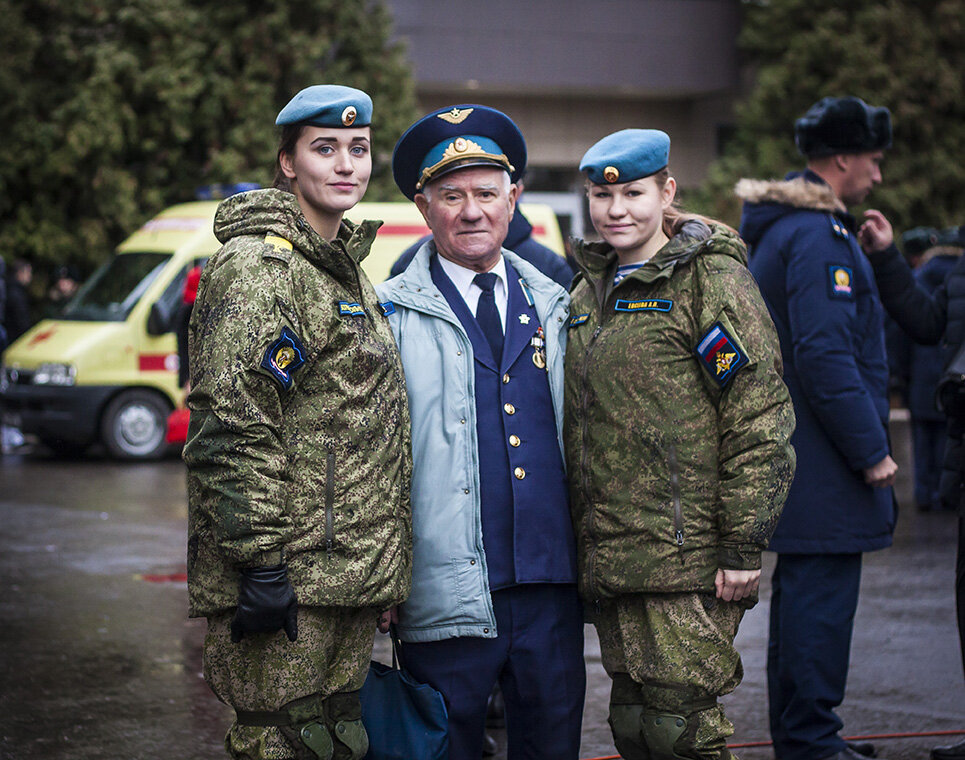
[736,96,896,760]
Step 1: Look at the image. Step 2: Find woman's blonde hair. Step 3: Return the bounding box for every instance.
[586,167,730,238]
[651,168,732,237]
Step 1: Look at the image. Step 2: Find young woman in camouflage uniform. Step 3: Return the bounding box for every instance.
[563,129,795,760]
[184,86,412,760]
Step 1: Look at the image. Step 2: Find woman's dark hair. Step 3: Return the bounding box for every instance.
[272,124,305,192]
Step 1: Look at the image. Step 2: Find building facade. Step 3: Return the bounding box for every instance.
[385,0,741,234]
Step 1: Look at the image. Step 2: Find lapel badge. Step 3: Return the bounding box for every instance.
[518,313,531,325]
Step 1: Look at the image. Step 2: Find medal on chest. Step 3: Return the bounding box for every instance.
[531,326,547,369]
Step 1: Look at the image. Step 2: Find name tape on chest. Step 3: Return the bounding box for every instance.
[827,264,855,300]
[694,322,748,388]
[614,298,674,313]
[338,301,366,317]
[260,326,306,390]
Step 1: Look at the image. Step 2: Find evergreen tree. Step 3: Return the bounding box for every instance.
[0,0,417,279]
[689,0,964,234]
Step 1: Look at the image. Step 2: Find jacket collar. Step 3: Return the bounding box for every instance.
[571,220,715,306]
[384,241,567,319]
[734,169,847,215]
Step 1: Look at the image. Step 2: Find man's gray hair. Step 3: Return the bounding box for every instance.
[421,170,512,202]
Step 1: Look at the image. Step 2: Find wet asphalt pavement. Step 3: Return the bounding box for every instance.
[0,415,963,760]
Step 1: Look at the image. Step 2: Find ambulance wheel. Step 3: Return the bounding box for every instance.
[100,390,171,460]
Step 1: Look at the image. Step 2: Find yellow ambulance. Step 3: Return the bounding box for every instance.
[0,194,565,460]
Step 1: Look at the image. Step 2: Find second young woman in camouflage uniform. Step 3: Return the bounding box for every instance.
[563,129,795,760]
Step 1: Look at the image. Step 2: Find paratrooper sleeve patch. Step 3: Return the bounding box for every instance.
[827,264,854,300]
[694,321,749,388]
[260,326,306,390]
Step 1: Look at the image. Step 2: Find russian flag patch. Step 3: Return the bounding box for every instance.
[694,322,748,388]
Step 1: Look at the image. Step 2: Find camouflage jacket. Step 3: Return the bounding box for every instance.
[563,221,795,602]
[184,189,412,617]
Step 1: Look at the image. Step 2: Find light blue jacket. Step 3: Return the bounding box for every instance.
[376,243,570,642]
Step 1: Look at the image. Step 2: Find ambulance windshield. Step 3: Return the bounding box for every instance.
[59,252,171,322]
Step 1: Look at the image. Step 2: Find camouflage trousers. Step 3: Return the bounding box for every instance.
[595,592,746,760]
[203,606,377,760]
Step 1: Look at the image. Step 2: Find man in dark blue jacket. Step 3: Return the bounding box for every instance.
[737,96,897,760]
[888,228,963,511]
[858,219,965,760]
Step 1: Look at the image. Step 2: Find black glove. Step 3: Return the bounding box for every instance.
[230,564,298,643]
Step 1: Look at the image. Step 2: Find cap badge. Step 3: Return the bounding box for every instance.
[603,166,620,183]
[341,106,358,126]
[437,107,474,124]
[415,137,515,191]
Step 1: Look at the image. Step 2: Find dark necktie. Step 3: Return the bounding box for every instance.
[473,272,503,360]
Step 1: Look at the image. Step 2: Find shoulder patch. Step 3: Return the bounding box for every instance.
[568,313,590,328]
[262,234,293,264]
[694,322,748,388]
[265,234,293,251]
[827,264,855,300]
[260,326,306,389]
[829,215,851,240]
[614,298,673,313]
[338,301,366,317]
[379,301,395,316]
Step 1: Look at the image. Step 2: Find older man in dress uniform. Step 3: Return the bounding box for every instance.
[375,105,585,760]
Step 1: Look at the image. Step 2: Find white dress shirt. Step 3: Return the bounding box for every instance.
[437,254,508,330]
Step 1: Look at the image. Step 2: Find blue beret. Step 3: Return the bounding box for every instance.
[795,96,891,158]
[392,105,526,200]
[275,85,372,128]
[579,129,670,185]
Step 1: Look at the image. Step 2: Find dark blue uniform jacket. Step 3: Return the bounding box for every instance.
[738,170,895,553]
[890,254,959,421]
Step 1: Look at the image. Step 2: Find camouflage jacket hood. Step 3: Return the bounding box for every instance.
[185,188,412,616]
[564,222,795,601]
